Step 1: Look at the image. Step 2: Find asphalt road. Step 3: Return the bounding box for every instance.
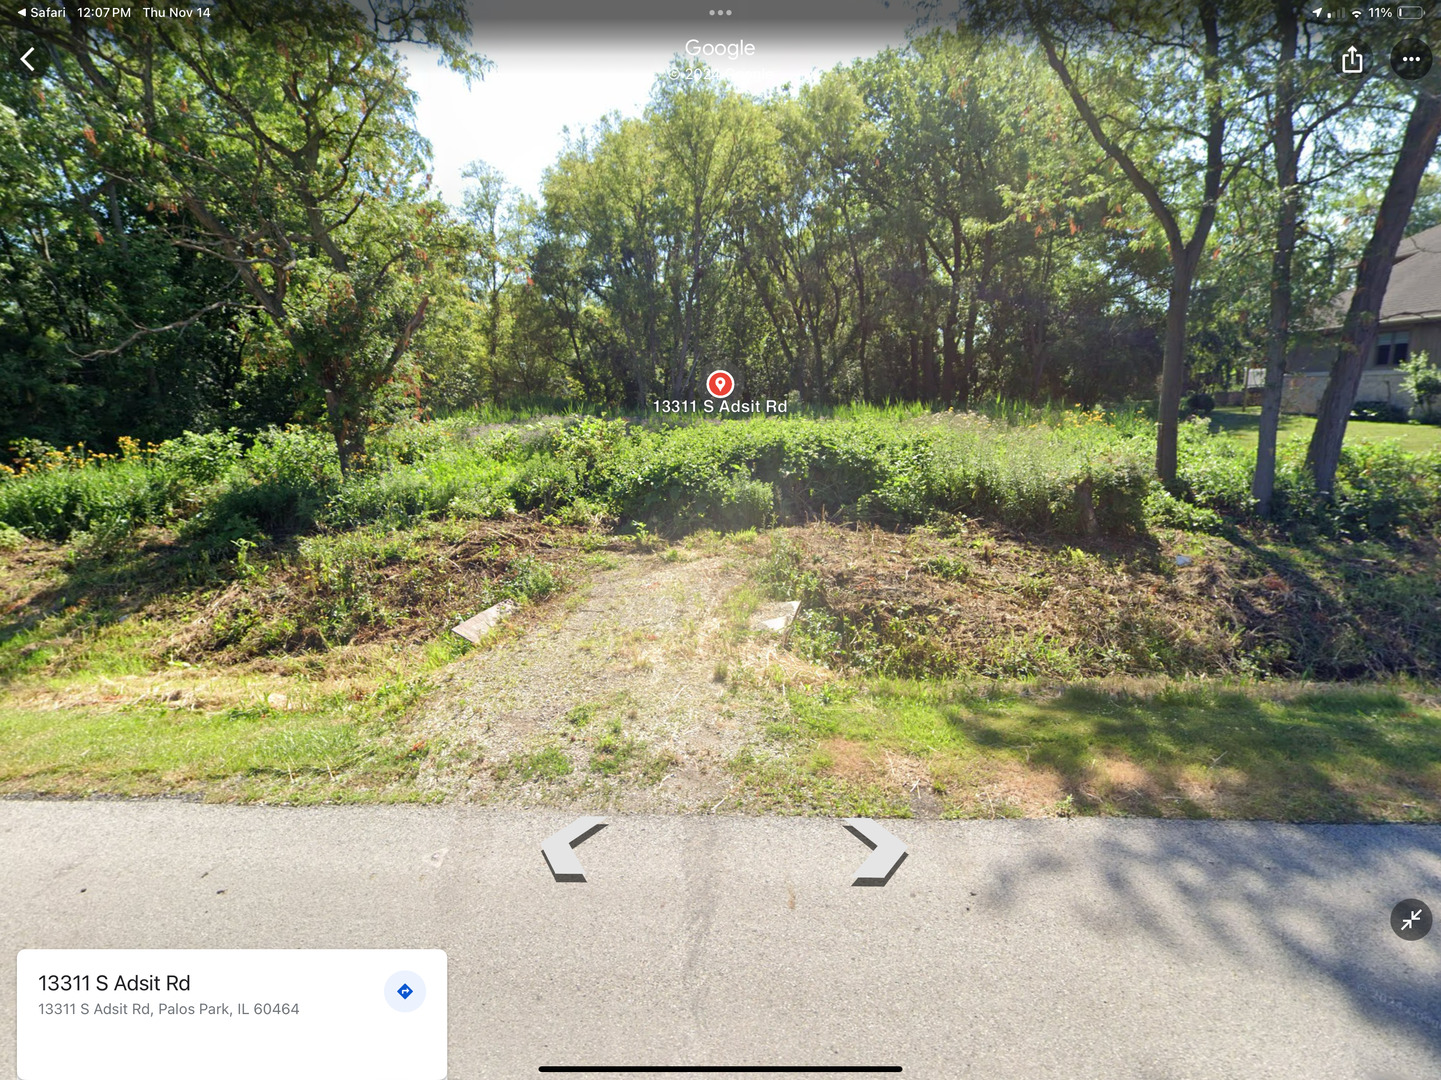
[3,802,1440,1079]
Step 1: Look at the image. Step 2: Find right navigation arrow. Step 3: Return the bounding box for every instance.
[541,816,608,882]
[843,818,907,886]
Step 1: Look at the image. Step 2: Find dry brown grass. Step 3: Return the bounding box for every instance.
[767,522,1441,680]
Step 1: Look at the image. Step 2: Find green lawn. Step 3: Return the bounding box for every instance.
[1209,407,1441,454]
[0,698,435,802]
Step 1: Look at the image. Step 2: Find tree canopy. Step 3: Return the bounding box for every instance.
[2,5,1437,493]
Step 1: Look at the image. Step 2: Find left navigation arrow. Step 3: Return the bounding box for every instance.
[541,816,608,882]
[20,47,35,71]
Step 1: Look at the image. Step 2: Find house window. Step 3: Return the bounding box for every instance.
[1375,331,1410,366]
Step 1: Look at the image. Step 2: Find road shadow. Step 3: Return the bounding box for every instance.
[972,819,1441,1060]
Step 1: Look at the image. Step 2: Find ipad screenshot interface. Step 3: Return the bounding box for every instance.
[1,0,1440,1076]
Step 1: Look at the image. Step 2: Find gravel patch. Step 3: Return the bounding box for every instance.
[414,551,785,810]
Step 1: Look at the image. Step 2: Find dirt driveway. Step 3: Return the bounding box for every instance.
[414,550,794,810]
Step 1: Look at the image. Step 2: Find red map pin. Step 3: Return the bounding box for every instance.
[706,370,735,398]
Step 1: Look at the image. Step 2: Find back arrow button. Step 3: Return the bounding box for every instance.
[541,816,608,882]
[19,45,46,78]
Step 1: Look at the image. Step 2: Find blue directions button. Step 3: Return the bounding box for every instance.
[383,970,427,1013]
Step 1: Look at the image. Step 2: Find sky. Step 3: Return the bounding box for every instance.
[399,17,916,209]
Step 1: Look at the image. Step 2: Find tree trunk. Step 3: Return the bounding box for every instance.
[961,277,982,409]
[841,203,871,403]
[487,288,501,374]
[322,382,363,476]
[921,332,939,401]
[1253,0,1299,518]
[1027,312,1048,399]
[959,237,992,409]
[1157,264,1192,484]
[858,313,871,404]
[1306,91,1441,494]
[940,313,959,405]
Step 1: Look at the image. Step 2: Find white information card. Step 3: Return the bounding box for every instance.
[17,949,446,1080]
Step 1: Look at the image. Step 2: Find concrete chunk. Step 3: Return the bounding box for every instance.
[451,599,516,644]
[752,599,801,635]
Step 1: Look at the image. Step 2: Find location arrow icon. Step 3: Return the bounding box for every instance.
[541,816,608,882]
[843,818,907,886]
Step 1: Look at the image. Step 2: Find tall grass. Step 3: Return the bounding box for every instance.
[2,405,1437,551]
[431,396,611,427]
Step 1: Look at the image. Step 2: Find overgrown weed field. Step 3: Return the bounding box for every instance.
[5,402,1438,550]
[2,403,1439,816]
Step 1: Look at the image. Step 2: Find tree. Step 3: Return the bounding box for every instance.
[733,68,874,403]
[1251,0,1302,517]
[0,43,265,447]
[1241,2,1389,516]
[651,73,765,398]
[1011,1,1249,482]
[864,37,1013,406]
[6,2,483,472]
[1305,89,1441,493]
[459,160,513,387]
[539,67,766,405]
[529,36,1168,411]
[543,114,668,403]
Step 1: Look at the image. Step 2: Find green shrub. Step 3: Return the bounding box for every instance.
[67,514,139,562]
[182,427,338,551]
[757,536,825,603]
[1351,400,1408,424]
[922,553,972,581]
[1400,351,1441,420]
[1329,442,1439,538]
[150,429,244,488]
[448,489,519,520]
[0,460,169,541]
[501,556,562,603]
[603,414,1150,536]
[1144,483,1227,534]
[324,471,443,529]
[326,438,521,529]
[1169,414,1440,537]
[717,475,775,530]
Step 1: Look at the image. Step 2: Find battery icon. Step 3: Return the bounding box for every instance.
[1398,4,1425,17]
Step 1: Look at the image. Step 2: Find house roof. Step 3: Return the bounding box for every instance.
[1326,220,1441,327]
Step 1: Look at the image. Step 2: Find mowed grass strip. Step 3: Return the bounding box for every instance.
[0,699,434,802]
[738,680,1441,822]
[1208,407,1441,455]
